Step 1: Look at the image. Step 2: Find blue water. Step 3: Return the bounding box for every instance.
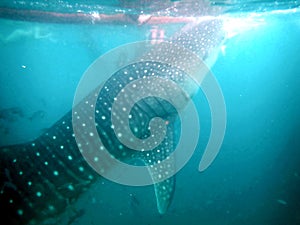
[0,2,300,225]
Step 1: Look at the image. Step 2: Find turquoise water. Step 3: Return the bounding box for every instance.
[0,1,299,225]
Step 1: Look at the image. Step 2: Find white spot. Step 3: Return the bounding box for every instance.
[60,145,64,149]
[89,132,94,137]
[28,181,32,186]
[68,155,73,160]
[68,184,74,191]
[78,166,84,172]
[36,192,42,197]
[53,171,59,176]
[277,199,287,205]
[17,209,23,216]
[53,136,56,140]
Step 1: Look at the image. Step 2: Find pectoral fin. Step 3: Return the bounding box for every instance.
[141,126,176,214]
[151,171,175,214]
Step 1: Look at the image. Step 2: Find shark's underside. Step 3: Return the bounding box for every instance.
[0,17,225,225]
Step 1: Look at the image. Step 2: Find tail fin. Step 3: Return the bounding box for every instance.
[0,124,98,225]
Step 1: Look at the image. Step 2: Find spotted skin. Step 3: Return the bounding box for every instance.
[0,18,225,224]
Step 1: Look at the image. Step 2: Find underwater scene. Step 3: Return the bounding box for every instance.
[0,0,299,224]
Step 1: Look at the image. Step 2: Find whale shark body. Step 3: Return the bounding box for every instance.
[0,17,225,224]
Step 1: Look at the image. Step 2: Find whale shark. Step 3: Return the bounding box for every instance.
[0,17,225,225]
